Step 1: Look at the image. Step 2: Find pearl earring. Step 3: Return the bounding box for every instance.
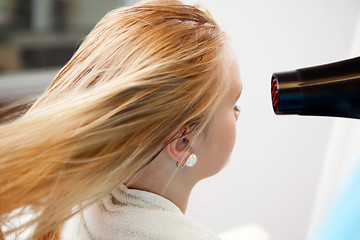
[185,153,197,167]
[176,153,197,168]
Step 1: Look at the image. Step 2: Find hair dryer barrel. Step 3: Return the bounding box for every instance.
[271,56,360,119]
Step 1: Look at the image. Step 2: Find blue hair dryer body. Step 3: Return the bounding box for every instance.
[271,56,360,119]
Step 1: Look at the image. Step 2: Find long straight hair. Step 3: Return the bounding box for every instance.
[0,0,231,239]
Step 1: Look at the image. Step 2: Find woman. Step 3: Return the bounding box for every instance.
[0,0,242,239]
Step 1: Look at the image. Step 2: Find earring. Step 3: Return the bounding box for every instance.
[185,153,197,167]
[175,153,197,169]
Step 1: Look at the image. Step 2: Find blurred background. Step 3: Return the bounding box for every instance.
[0,0,133,108]
[0,0,126,72]
[1,0,360,240]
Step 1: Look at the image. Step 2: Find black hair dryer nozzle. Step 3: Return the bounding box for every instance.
[271,56,360,119]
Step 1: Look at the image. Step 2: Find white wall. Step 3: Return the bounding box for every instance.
[306,9,360,239]
[181,1,360,240]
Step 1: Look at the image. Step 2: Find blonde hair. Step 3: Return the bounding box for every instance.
[0,0,230,239]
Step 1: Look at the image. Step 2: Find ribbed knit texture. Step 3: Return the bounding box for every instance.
[61,184,222,240]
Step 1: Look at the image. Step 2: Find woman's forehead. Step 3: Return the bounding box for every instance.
[223,45,241,96]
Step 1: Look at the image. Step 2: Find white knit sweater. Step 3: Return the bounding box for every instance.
[61,184,222,240]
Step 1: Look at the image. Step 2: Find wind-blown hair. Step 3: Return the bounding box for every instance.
[0,0,230,239]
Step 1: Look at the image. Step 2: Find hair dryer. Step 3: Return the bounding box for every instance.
[271,56,360,119]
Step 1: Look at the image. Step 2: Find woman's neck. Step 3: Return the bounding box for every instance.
[124,151,199,214]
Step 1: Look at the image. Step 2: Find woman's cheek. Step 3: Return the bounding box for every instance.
[217,110,237,165]
[227,115,237,154]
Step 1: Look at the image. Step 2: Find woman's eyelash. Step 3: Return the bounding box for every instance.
[234,105,240,112]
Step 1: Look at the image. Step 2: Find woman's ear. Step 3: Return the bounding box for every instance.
[165,137,192,165]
